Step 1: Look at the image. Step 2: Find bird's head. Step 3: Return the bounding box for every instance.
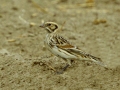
[40,22,58,33]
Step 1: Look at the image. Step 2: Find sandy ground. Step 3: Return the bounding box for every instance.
[0,0,120,90]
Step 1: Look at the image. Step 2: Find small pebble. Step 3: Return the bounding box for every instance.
[29,22,36,27]
[31,13,38,17]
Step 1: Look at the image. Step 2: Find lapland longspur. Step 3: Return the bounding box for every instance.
[40,21,107,73]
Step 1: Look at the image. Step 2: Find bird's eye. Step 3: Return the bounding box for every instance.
[47,24,51,26]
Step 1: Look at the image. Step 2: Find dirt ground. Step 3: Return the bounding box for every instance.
[0,0,120,90]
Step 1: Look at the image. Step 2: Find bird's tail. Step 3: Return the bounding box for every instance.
[69,48,107,67]
[86,54,107,67]
[67,48,107,67]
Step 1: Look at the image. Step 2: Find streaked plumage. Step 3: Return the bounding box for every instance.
[40,21,107,72]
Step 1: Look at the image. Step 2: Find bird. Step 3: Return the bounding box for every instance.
[39,21,107,73]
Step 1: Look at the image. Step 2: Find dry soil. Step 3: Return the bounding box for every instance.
[0,0,120,90]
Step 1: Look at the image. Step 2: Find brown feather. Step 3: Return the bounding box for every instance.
[58,44,75,49]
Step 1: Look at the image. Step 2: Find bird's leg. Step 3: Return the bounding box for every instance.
[62,64,70,71]
[56,64,70,74]
[62,59,75,71]
[56,60,74,74]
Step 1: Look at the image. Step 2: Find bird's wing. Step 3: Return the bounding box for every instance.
[51,35,89,57]
[51,35,88,57]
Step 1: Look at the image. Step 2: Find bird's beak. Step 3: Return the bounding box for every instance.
[40,20,45,28]
[39,24,45,28]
